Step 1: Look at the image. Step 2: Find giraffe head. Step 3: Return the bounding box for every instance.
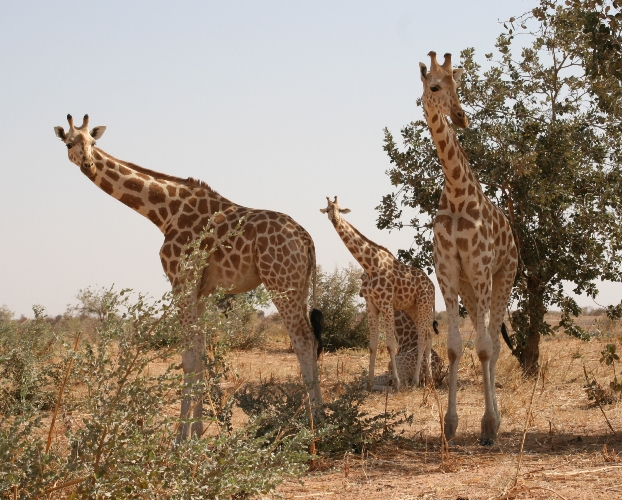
[419,52,468,128]
[54,114,106,175]
[320,196,351,224]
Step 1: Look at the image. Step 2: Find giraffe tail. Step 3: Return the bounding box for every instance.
[310,309,324,357]
[432,320,439,335]
[501,322,514,352]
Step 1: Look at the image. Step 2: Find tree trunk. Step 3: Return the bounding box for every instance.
[516,276,546,377]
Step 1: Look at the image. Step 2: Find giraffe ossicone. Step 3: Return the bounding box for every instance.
[54,114,324,442]
[420,52,518,445]
[320,196,436,391]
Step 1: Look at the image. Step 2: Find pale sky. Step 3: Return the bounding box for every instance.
[1,0,620,317]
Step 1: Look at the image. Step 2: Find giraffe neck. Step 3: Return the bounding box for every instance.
[87,148,233,233]
[423,101,482,206]
[331,217,391,273]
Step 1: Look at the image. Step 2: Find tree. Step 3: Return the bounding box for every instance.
[378,0,622,375]
[313,264,369,351]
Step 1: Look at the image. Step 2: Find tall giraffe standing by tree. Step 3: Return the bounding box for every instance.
[320,196,436,391]
[419,53,518,445]
[54,114,323,442]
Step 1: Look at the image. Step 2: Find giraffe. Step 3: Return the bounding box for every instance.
[419,52,518,445]
[54,114,323,441]
[368,308,444,391]
[320,197,436,391]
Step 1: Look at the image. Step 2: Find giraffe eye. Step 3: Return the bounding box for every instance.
[66,143,72,149]
[430,85,440,92]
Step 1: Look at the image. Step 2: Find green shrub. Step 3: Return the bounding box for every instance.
[0,305,63,415]
[314,264,369,351]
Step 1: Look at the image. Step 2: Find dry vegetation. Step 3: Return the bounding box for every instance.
[248,312,622,499]
[2,297,622,499]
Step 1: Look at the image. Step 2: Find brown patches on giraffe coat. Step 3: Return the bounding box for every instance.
[436,232,453,252]
[457,217,476,232]
[456,237,469,252]
[159,206,169,220]
[438,140,446,153]
[451,166,461,180]
[105,169,120,182]
[178,213,200,229]
[123,178,144,193]
[214,213,225,224]
[179,188,192,199]
[118,165,132,176]
[468,184,475,196]
[438,193,448,211]
[119,193,145,210]
[106,160,116,169]
[99,178,114,195]
[198,199,209,214]
[148,183,166,204]
[147,210,162,226]
[465,201,479,220]
[166,185,177,197]
[169,199,182,216]
[135,172,151,181]
[94,150,103,161]
[435,214,453,236]
[447,146,455,161]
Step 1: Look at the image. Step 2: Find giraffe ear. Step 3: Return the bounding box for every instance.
[54,126,66,141]
[319,208,328,214]
[340,208,351,214]
[419,62,427,79]
[453,68,465,82]
[90,126,106,140]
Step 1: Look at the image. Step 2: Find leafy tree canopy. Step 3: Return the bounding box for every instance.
[378,0,622,372]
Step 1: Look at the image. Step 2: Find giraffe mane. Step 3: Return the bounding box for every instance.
[94,147,233,202]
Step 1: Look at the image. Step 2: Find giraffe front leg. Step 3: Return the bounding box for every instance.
[177,329,206,443]
[469,278,497,446]
[365,300,380,391]
[437,258,462,442]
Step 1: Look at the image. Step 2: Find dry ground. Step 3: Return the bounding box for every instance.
[227,313,622,500]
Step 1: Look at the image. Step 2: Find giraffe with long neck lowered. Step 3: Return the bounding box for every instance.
[54,114,323,442]
[320,196,436,391]
[420,53,518,445]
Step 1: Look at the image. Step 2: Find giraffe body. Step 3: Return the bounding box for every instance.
[54,115,323,441]
[420,53,518,445]
[321,197,436,391]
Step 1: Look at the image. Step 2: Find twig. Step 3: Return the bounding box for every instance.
[34,476,88,499]
[512,365,541,488]
[428,379,449,462]
[46,331,81,454]
[596,401,617,435]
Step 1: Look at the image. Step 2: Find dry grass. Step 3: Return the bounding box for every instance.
[35,312,622,498]
[228,312,622,499]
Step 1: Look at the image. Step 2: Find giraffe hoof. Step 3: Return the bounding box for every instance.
[479,438,494,446]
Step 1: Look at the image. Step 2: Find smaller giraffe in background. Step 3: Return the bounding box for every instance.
[370,309,444,390]
[320,196,436,390]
